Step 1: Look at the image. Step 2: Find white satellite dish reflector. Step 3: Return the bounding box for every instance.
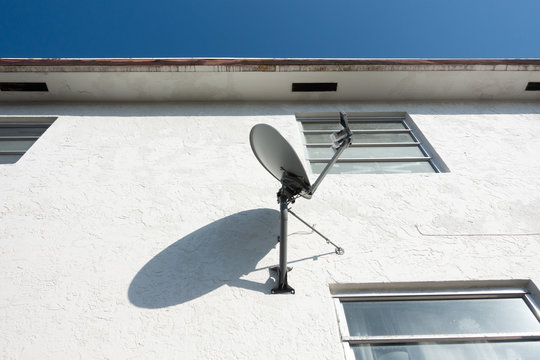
[250,124,311,199]
[249,113,352,294]
[250,124,311,185]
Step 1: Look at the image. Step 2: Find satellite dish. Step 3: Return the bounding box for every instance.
[250,124,311,199]
[249,113,352,294]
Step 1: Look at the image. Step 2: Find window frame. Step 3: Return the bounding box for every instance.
[0,116,56,164]
[296,112,449,174]
[332,281,540,360]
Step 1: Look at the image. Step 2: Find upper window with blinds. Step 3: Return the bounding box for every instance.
[296,112,448,174]
[0,117,56,164]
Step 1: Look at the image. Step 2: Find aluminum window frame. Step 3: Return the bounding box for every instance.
[297,112,449,174]
[0,117,56,164]
[332,282,540,360]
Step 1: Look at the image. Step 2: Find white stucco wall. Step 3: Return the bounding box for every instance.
[1,101,540,359]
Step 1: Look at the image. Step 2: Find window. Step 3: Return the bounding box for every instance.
[0,117,56,164]
[333,281,540,360]
[297,112,448,174]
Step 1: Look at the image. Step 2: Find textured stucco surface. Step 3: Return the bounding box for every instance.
[1,101,540,359]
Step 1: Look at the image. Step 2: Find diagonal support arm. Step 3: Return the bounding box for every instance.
[309,112,352,196]
[288,208,344,255]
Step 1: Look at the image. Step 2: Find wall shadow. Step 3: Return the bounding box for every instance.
[128,208,279,308]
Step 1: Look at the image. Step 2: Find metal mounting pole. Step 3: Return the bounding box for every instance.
[270,194,295,294]
[266,113,352,294]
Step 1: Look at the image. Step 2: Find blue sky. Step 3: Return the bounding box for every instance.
[1,0,539,58]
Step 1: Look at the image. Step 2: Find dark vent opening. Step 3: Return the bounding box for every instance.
[292,82,337,92]
[525,82,540,91]
[0,82,48,92]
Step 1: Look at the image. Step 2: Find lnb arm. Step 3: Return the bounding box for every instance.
[309,112,352,196]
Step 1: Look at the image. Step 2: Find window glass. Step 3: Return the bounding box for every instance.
[307,146,424,159]
[311,161,435,174]
[352,341,540,360]
[304,133,415,144]
[343,298,540,336]
[0,154,23,164]
[0,140,37,152]
[0,126,48,136]
[302,122,406,131]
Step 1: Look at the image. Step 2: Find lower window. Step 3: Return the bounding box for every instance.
[333,281,540,360]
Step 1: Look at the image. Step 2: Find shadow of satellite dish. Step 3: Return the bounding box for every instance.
[128,208,279,308]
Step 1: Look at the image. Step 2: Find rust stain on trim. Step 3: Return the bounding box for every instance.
[252,65,276,71]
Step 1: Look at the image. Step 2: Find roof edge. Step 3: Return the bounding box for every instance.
[2,58,540,67]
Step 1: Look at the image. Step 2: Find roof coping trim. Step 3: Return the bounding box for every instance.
[1,58,540,73]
